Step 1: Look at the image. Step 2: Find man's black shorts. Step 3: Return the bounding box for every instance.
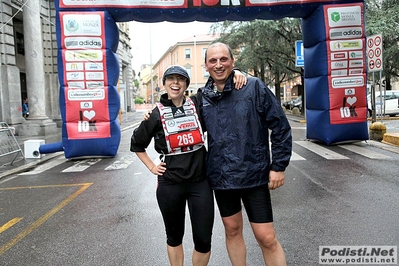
[214,184,273,223]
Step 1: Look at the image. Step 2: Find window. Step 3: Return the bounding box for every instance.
[185,49,191,59]
[16,32,25,55]
[202,48,207,59]
[202,66,209,78]
[186,68,192,78]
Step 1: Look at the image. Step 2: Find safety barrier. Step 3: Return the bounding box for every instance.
[0,122,24,165]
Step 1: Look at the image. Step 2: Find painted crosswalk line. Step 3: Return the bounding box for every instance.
[294,141,350,160]
[62,158,101,173]
[338,144,392,159]
[19,157,67,175]
[104,155,135,170]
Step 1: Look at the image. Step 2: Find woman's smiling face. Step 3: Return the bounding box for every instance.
[164,74,188,101]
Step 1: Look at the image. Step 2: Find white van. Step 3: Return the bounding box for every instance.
[367,90,399,117]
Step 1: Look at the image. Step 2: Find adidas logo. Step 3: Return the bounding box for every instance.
[174,108,185,117]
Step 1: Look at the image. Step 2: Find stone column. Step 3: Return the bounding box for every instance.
[23,0,48,120]
[20,0,58,136]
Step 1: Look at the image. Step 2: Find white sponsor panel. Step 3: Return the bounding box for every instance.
[67,81,85,88]
[68,89,105,100]
[85,72,104,80]
[86,81,105,88]
[66,72,84,81]
[332,76,364,88]
[80,102,93,109]
[329,27,363,39]
[348,50,363,59]
[331,69,348,77]
[349,59,364,68]
[65,50,103,62]
[85,62,104,71]
[63,14,102,36]
[349,68,363,75]
[331,61,348,69]
[66,62,84,71]
[330,40,363,51]
[327,5,362,27]
[64,37,103,49]
[344,88,356,95]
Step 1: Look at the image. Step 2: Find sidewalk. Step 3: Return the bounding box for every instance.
[286,112,399,146]
[1,111,398,179]
[0,111,144,179]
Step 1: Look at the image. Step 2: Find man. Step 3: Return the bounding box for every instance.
[201,42,292,266]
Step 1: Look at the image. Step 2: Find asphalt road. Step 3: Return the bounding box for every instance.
[0,118,398,265]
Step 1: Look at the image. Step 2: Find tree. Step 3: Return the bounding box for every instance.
[212,18,303,102]
[365,0,399,90]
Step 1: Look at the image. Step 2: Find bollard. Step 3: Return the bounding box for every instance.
[369,122,386,141]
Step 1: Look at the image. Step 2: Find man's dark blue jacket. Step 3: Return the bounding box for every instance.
[201,72,292,190]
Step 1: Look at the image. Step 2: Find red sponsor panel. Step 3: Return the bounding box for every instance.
[64,87,110,139]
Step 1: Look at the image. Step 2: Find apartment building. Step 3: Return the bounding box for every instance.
[139,34,219,103]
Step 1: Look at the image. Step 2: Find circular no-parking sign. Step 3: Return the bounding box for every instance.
[367,34,383,72]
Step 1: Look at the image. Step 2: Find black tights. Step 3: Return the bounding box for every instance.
[156,178,214,253]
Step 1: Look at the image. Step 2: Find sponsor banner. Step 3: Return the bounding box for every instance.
[64,50,104,62]
[64,37,103,49]
[67,81,85,88]
[331,69,348,77]
[324,3,367,125]
[60,13,104,37]
[331,76,364,89]
[331,52,348,60]
[326,5,362,27]
[62,49,108,87]
[329,39,363,51]
[66,62,84,71]
[329,26,363,39]
[331,60,348,69]
[65,87,110,139]
[66,72,84,81]
[67,88,106,101]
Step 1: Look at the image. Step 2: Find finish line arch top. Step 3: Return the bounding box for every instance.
[55,0,363,22]
[46,0,367,159]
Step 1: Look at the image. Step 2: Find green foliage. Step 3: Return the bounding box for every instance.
[211,2,399,92]
[366,0,399,88]
[134,97,144,104]
[133,79,140,88]
[214,19,303,101]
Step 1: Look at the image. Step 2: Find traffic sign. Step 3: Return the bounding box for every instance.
[366,34,383,72]
[295,40,304,67]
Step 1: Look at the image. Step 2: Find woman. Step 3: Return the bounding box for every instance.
[130,65,246,266]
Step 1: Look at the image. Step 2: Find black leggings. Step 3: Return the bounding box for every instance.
[156,178,214,253]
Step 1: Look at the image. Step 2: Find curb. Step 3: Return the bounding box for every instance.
[382,133,399,146]
[0,121,142,180]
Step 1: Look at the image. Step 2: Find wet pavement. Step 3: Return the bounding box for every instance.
[1,110,398,180]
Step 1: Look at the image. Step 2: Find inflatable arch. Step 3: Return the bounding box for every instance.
[41,0,368,158]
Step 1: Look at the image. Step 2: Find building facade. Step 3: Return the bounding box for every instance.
[0,0,133,135]
[138,34,219,103]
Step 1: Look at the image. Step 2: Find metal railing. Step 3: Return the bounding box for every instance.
[0,122,24,165]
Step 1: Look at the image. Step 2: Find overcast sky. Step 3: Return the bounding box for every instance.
[129,21,214,73]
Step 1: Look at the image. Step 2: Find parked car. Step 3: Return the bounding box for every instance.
[367,90,399,117]
[282,95,302,112]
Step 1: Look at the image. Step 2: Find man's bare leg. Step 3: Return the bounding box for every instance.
[251,222,286,266]
[222,211,247,266]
